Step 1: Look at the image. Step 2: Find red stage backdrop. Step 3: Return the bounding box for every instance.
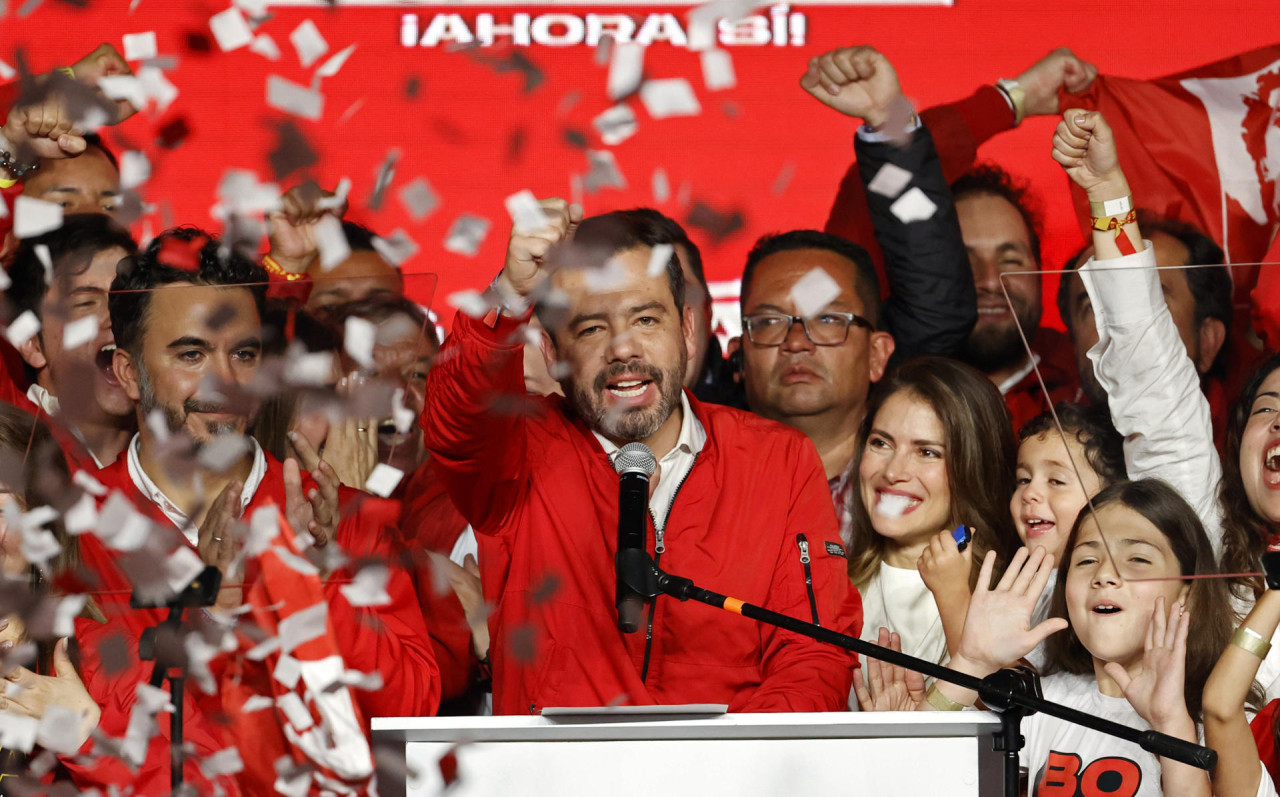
[3,1,1279,335]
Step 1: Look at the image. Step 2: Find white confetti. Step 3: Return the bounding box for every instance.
[289,20,328,69]
[274,654,302,689]
[119,150,150,191]
[209,7,254,52]
[278,602,327,654]
[583,150,626,193]
[641,78,702,119]
[889,186,938,224]
[241,695,274,712]
[772,161,796,195]
[505,190,549,235]
[446,290,492,319]
[607,42,644,101]
[362,464,403,498]
[277,692,314,732]
[343,316,376,368]
[73,470,108,497]
[285,349,335,387]
[340,562,391,606]
[61,315,99,351]
[19,528,60,570]
[4,310,40,348]
[249,33,280,60]
[867,162,913,199]
[201,747,245,777]
[443,215,490,257]
[232,0,268,16]
[122,31,158,61]
[585,257,629,293]
[98,75,147,115]
[13,196,63,240]
[266,75,324,121]
[593,104,637,146]
[197,433,251,473]
[789,267,840,318]
[63,492,98,534]
[34,245,51,284]
[138,66,179,113]
[164,547,205,594]
[0,712,38,753]
[52,595,85,638]
[652,168,670,203]
[700,49,736,91]
[647,243,673,277]
[95,491,153,551]
[372,228,418,266]
[0,194,8,220]
[0,59,15,82]
[316,176,350,211]
[397,178,438,222]
[315,43,356,79]
[36,706,83,754]
[875,492,911,518]
[314,214,350,271]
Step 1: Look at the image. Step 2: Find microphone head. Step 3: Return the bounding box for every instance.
[614,442,657,476]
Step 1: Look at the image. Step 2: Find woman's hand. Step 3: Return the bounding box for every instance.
[853,627,927,711]
[0,638,100,750]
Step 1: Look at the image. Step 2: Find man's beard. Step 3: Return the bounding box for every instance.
[962,299,1042,374]
[570,359,684,442]
[136,359,245,439]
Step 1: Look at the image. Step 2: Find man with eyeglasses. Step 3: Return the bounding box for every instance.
[739,231,895,542]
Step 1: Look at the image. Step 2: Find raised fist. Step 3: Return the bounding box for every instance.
[1051,108,1127,198]
[499,197,583,299]
[799,45,906,128]
[266,182,348,274]
[1015,47,1098,118]
[2,95,88,162]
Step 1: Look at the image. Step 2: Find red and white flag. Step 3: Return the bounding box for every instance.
[1060,45,1280,278]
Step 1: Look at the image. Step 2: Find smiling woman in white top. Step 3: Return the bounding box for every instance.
[846,355,1022,706]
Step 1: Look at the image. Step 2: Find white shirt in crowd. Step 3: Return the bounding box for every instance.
[1022,673,1275,797]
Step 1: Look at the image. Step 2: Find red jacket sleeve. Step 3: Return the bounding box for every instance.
[422,311,533,536]
[733,436,862,712]
[823,84,1015,277]
[329,501,442,718]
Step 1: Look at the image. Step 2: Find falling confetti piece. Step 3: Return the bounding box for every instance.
[443,215,490,257]
[340,562,392,606]
[266,75,324,121]
[647,243,673,277]
[4,311,40,348]
[789,267,841,318]
[593,104,638,146]
[363,464,404,498]
[289,20,329,68]
[119,150,151,191]
[700,49,736,91]
[250,33,281,61]
[866,162,913,198]
[397,178,439,222]
[122,31,158,62]
[889,186,938,224]
[315,43,357,79]
[640,78,702,119]
[61,315,99,350]
[607,42,644,101]
[505,190,549,235]
[209,7,254,52]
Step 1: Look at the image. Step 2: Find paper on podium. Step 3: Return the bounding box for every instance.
[540,704,727,717]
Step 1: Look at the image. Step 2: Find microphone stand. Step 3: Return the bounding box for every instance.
[616,549,1216,797]
[131,565,222,793]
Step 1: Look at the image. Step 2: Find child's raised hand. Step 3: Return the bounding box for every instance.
[919,527,973,600]
[1104,596,1193,733]
[953,547,1068,676]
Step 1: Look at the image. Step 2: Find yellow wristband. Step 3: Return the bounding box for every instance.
[1232,627,1272,659]
[926,683,967,711]
[261,254,305,281]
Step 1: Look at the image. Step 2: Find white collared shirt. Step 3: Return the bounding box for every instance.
[594,392,706,533]
[27,383,107,469]
[125,432,268,544]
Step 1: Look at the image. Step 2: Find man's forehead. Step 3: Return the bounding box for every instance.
[147,283,260,331]
[745,249,862,310]
[555,247,673,307]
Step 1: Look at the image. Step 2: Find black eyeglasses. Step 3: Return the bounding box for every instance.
[742,311,875,347]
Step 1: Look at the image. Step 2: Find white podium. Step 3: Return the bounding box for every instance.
[372,708,1005,796]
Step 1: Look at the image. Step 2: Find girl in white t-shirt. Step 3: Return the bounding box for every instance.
[929,479,1271,797]
[846,356,1022,703]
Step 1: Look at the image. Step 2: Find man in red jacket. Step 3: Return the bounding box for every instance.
[425,199,861,715]
[67,227,439,789]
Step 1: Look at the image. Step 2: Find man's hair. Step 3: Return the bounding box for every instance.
[109,226,269,357]
[612,208,707,298]
[740,230,881,327]
[1019,403,1126,487]
[951,164,1043,267]
[7,213,137,321]
[539,211,686,336]
[81,133,119,170]
[1054,211,1232,376]
[342,221,380,254]
[327,293,439,349]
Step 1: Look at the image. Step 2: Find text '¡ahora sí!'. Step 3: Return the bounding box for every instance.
[401,4,807,50]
